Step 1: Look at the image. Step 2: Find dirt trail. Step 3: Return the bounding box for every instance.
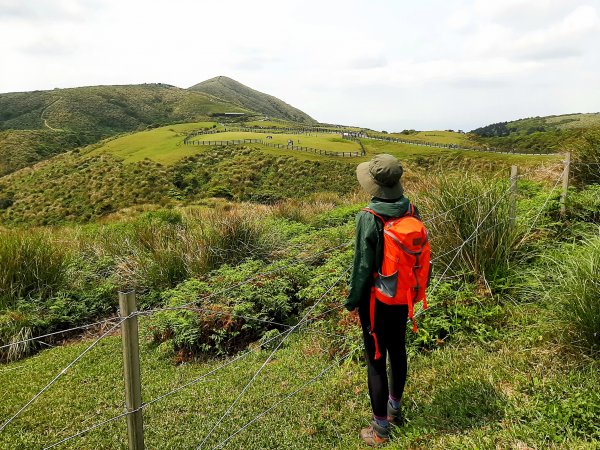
[41,98,64,131]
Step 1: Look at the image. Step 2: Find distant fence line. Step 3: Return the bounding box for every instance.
[184,137,361,158]
[362,134,555,156]
[183,127,556,157]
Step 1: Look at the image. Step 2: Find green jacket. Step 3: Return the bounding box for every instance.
[344,197,417,311]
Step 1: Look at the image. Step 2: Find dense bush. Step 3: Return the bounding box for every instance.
[148,259,313,358]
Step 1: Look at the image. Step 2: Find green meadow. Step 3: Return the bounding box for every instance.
[88,122,219,165]
[189,131,361,152]
[87,123,560,171]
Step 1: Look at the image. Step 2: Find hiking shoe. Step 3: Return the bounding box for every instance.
[359,420,389,447]
[387,401,404,426]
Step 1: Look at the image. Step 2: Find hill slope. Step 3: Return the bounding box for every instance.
[469,112,600,152]
[189,76,316,124]
[0,83,247,134]
[0,83,247,175]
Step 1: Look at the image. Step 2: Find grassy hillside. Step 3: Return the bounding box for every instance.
[189,76,316,124]
[380,130,473,146]
[0,144,361,226]
[1,172,598,449]
[88,122,219,165]
[0,129,94,177]
[470,113,600,153]
[0,118,566,226]
[0,84,244,134]
[0,84,248,175]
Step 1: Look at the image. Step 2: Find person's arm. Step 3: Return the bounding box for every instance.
[344,211,378,311]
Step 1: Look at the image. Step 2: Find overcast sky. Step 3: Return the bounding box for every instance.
[1,0,599,131]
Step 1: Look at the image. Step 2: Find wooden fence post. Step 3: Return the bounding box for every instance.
[509,165,518,226]
[119,291,145,450]
[560,151,571,217]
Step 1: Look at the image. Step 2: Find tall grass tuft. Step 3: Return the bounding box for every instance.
[549,236,600,353]
[86,208,282,293]
[0,230,70,309]
[417,173,520,289]
[196,208,281,270]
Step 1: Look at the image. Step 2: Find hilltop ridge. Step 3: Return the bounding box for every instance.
[189,76,316,124]
[0,77,317,175]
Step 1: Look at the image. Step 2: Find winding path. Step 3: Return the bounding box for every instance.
[41,98,64,131]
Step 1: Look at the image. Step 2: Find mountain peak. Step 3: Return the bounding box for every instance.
[189,76,316,124]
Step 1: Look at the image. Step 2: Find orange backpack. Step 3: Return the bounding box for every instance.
[363,205,431,360]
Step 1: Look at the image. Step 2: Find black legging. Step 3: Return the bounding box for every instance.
[358,300,408,418]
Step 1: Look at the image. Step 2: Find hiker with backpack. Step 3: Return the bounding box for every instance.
[345,154,431,446]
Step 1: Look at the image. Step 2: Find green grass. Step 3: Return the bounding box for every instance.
[243,120,299,128]
[360,138,560,166]
[383,130,473,146]
[1,299,598,449]
[545,236,600,353]
[88,122,219,165]
[188,131,361,153]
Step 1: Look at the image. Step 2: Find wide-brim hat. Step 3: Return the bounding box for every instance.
[356,154,404,199]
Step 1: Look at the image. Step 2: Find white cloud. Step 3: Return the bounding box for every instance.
[0,0,599,130]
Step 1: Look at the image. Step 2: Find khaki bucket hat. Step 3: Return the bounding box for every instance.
[356,154,404,199]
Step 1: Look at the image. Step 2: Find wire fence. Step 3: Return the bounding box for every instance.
[0,168,570,449]
[183,126,559,156]
[184,136,361,158]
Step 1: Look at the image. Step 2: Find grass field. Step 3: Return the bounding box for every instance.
[386,130,474,146]
[243,120,299,128]
[88,124,562,169]
[361,138,561,167]
[189,131,361,151]
[1,300,597,449]
[88,122,219,164]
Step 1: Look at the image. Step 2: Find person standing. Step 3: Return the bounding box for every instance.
[345,153,429,446]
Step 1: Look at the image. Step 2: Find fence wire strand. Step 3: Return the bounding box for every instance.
[0,316,129,433]
[211,347,358,450]
[196,266,352,449]
[0,317,121,352]
[5,170,572,448]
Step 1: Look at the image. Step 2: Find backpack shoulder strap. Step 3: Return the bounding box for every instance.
[362,207,387,224]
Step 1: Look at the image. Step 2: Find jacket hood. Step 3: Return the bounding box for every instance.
[367,196,410,218]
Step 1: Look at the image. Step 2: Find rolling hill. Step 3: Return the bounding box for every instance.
[470,112,600,153]
[0,83,248,176]
[189,76,316,124]
[0,78,319,176]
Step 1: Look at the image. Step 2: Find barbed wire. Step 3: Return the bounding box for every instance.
[0,315,129,433]
[196,266,352,449]
[0,317,121,352]
[41,294,352,449]
[211,347,359,450]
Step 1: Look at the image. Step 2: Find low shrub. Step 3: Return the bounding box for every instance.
[148,259,313,358]
[571,129,600,186]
